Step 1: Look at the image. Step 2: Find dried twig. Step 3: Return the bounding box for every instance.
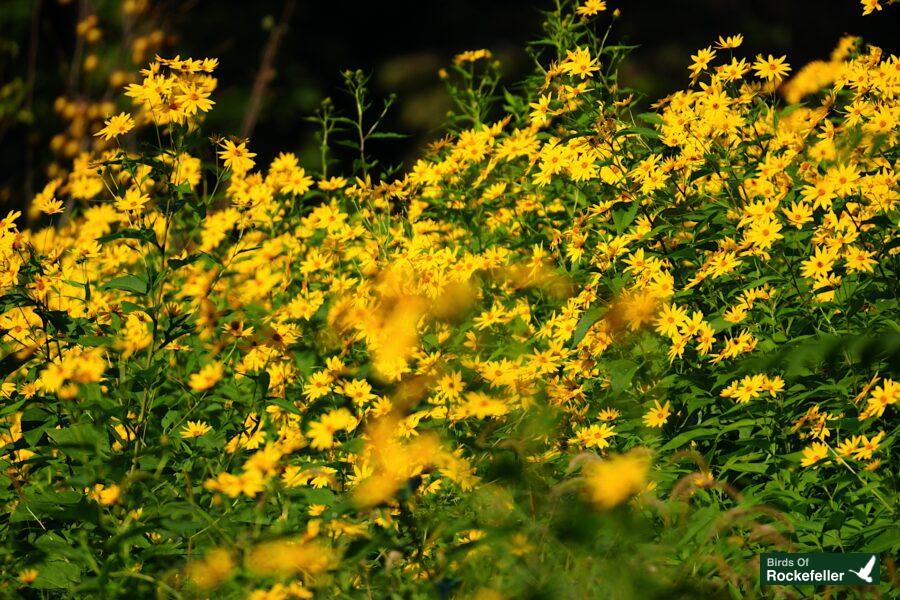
[67,0,89,94]
[240,0,297,138]
[23,0,43,212]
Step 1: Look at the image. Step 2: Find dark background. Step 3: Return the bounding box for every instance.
[1,0,897,213]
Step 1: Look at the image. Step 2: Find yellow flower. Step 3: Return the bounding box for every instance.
[307,408,357,450]
[175,82,215,115]
[800,442,829,467]
[180,420,212,438]
[245,538,337,579]
[114,187,150,213]
[844,246,876,274]
[852,431,885,460]
[745,217,783,251]
[752,54,791,83]
[303,370,334,400]
[715,34,743,49]
[218,139,256,174]
[453,49,492,65]
[576,0,607,17]
[341,378,377,405]
[317,176,347,191]
[861,379,897,419]
[204,468,265,498]
[583,449,651,510]
[95,112,135,140]
[861,0,882,15]
[570,423,616,449]
[87,483,121,505]
[34,195,64,215]
[17,569,38,585]
[689,47,716,78]
[185,548,234,590]
[655,303,688,338]
[782,200,814,229]
[189,362,223,392]
[598,407,620,421]
[463,391,510,419]
[560,47,601,79]
[836,436,861,458]
[801,246,838,280]
[642,400,671,428]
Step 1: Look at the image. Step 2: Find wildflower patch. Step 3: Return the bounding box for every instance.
[0,0,897,597]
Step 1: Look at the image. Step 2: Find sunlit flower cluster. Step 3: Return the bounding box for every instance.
[1,2,897,597]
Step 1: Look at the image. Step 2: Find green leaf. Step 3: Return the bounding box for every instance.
[96,227,157,246]
[0,351,29,380]
[618,126,660,139]
[167,253,204,270]
[607,359,640,392]
[48,423,108,459]
[612,202,640,235]
[103,275,148,295]
[865,529,900,553]
[368,131,409,139]
[32,560,82,589]
[659,427,719,452]
[636,112,663,126]
[572,304,604,345]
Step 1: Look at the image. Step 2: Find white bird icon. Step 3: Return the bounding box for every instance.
[848,555,877,583]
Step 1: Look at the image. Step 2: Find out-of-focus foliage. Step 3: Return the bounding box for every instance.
[0,0,174,217]
[5,0,898,216]
[0,0,898,598]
